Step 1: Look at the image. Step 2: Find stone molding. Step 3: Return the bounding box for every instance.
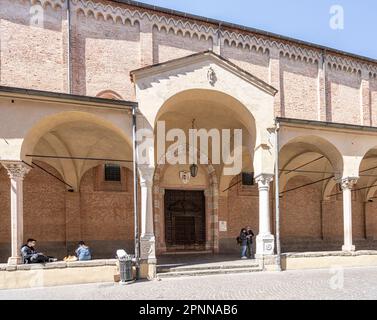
[25,0,64,10]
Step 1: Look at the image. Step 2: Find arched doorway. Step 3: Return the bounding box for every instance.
[153,89,256,255]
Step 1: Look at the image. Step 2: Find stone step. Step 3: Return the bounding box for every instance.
[157,267,263,278]
[157,262,260,273]
[282,241,377,252]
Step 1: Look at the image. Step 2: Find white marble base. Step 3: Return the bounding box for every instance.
[256,234,275,256]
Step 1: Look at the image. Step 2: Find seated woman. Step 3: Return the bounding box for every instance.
[75,241,92,261]
[21,239,57,264]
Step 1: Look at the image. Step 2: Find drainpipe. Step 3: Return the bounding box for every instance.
[132,105,140,279]
[322,49,327,120]
[275,120,282,271]
[67,0,72,94]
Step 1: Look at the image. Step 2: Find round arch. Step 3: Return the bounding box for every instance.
[154,89,258,181]
[279,135,344,180]
[21,111,133,190]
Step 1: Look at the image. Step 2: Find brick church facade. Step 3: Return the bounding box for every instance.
[1,0,377,278]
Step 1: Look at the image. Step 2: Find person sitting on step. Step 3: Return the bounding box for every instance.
[75,241,92,261]
[21,239,58,264]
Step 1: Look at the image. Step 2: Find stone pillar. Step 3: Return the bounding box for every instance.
[139,166,156,279]
[361,69,371,126]
[255,174,275,256]
[341,178,358,252]
[317,55,327,121]
[2,162,31,265]
[65,192,81,254]
[140,20,154,67]
[212,31,222,55]
[269,47,282,117]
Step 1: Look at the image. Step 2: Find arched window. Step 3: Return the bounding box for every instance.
[96,90,123,100]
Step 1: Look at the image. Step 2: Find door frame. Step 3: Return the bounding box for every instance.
[164,189,206,250]
[153,165,220,255]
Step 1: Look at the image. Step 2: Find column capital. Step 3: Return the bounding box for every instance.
[269,46,281,60]
[341,177,358,191]
[2,162,31,180]
[139,165,155,187]
[361,68,370,81]
[255,174,274,188]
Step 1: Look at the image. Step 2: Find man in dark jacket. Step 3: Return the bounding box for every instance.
[246,226,255,259]
[21,239,57,264]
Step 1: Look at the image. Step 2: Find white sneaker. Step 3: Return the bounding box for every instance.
[241,257,247,260]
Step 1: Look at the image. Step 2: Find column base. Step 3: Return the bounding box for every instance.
[140,260,157,280]
[8,256,22,266]
[342,245,356,252]
[256,234,275,256]
[140,234,156,260]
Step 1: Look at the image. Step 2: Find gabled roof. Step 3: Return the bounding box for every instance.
[130,50,278,96]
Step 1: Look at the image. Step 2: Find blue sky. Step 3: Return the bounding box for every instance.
[140,0,377,60]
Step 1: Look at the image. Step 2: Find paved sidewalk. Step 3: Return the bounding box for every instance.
[1,266,377,300]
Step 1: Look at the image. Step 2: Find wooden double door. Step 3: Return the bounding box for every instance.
[164,190,206,249]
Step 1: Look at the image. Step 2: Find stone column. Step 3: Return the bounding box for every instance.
[65,192,81,254]
[361,69,371,126]
[140,20,154,67]
[139,166,156,279]
[2,162,31,265]
[255,174,275,256]
[269,47,282,117]
[341,178,358,252]
[317,54,327,121]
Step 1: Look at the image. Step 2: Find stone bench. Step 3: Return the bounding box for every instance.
[280,250,377,270]
[0,259,118,290]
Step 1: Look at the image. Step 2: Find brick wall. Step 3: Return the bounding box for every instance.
[1,0,375,126]
[0,168,10,259]
[219,176,259,253]
[280,57,318,120]
[72,10,140,99]
[0,163,136,262]
[280,176,322,240]
[0,0,65,92]
[366,200,377,240]
[322,187,365,240]
[221,43,269,83]
[152,27,212,64]
[327,68,361,124]
[79,166,135,258]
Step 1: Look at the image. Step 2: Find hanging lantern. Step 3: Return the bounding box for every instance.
[190,163,199,178]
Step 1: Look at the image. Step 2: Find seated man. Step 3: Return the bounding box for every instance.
[21,239,57,264]
[75,241,92,261]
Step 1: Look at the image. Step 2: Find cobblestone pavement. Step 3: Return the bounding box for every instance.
[1,266,377,300]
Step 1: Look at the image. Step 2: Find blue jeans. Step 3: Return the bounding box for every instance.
[241,245,247,258]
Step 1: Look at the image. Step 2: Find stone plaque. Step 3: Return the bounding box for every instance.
[219,221,227,232]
